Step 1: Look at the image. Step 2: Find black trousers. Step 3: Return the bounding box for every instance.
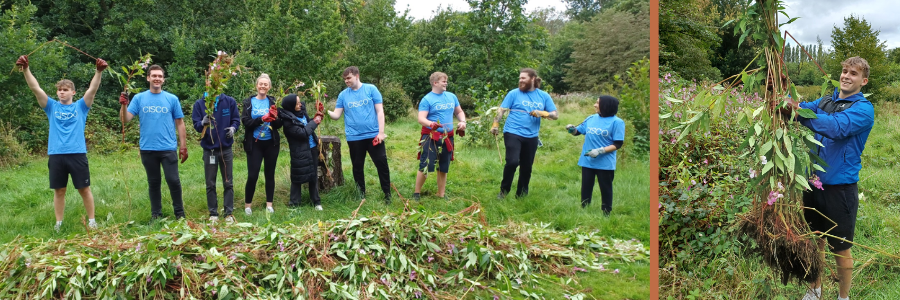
[289,147,321,206]
[582,167,615,212]
[203,147,234,216]
[139,150,185,218]
[245,138,279,203]
[347,138,391,198]
[500,133,539,197]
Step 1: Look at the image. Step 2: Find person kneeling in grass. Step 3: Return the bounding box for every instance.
[566,96,624,215]
[17,55,107,231]
[281,94,325,210]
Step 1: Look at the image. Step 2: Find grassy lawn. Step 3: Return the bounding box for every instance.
[0,97,650,299]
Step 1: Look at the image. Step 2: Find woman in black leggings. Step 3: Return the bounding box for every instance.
[566,96,625,215]
[241,74,283,214]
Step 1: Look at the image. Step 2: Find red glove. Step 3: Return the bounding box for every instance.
[313,115,323,124]
[316,101,325,114]
[372,138,380,146]
[261,105,278,122]
[456,127,465,137]
[119,93,129,105]
[15,55,28,69]
[428,122,440,130]
[179,147,188,164]
[96,58,108,72]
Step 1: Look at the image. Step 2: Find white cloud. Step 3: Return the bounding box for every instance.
[395,0,567,20]
[781,0,900,49]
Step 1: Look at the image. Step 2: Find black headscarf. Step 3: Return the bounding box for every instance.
[598,95,620,117]
[280,94,308,119]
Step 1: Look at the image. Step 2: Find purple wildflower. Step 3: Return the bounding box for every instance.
[614,269,620,274]
[278,240,284,252]
[146,275,151,283]
[410,271,417,280]
[427,256,434,262]
[493,294,499,300]
[414,290,422,298]
[749,169,757,179]
[767,190,784,206]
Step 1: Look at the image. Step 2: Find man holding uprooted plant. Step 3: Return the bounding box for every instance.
[191,86,240,223]
[781,57,874,300]
[328,66,392,204]
[491,68,558,199]
[119,65,189,221]
[17,55,107,232]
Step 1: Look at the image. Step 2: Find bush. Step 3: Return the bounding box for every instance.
[461,84,508,148]
[0,123,29,169]
[616,58,650,157]
[379,81,414,123]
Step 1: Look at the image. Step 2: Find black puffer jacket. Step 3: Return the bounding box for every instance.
[241,95,284,152]
[281,96,319,184]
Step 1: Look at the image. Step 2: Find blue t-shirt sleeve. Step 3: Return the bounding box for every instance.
[614,119,626,141]
[335,92,345,109]
[543,92,557,112]
[418,97,429,111]
[500,91,514,108]
[370,85,383,104]
[454,94,461,108]
[127,95,140,116]
[576,116,590,134]
[43,98,57,115]
[78,98,90,114]
[171,95,184,119]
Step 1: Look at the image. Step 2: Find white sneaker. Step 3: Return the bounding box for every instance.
[54,222,62,233]
[209,216,218,222]
[802,288,821,300]
[88,220,98,229]
[245,208,252,216]
[315,205,323,211]
[266,206,274,213]
[224,215,235,224]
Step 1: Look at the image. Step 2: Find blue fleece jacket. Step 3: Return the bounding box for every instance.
[192,94,241,149]
[798,89,874,185]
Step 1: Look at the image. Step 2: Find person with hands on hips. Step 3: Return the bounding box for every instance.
[119,64,189,220]
[18,55,107,231]
[490,68,557,199]
[566,96,625,214]
[241,73,284,214]
[413,72,467,201]
[191,88,240,223]
[327,66,393,203]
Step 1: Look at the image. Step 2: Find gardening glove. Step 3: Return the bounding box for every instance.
[179,147,189,164]
[15,55,28,70]
[313,115,323,124]
[585,147,606,158]
[95,58,108,72]
[428,122,440,131]
[201,115,211,126]
[529,110,550,118]
[225,127,235,139]
[316,101,325,114]
[261,105,278,122]
[456,122,466,137]
[373,133,386,146]
[566,124,577,135]
[119,92,129,105]
[490,122,499,136]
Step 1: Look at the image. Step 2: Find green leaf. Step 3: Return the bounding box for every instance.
[759,140,773,156]
[831,80,841,88]
[797,108,817,119]
[761,160,775,175]
[795,174,811,190]
[805,134,823,147]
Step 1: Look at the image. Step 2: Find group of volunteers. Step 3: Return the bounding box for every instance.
[16,54,627,231]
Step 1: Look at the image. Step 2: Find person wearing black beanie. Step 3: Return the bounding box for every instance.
[280,94,324,210]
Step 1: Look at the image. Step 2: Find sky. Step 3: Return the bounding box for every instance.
[781,0,900,49]
[394,0,567,20]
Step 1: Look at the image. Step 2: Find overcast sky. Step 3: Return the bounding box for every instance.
[781,0,900,49]
[394,0,567,20]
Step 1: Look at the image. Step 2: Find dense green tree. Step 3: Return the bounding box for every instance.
[660,0,722,80]
[827,14,887,99]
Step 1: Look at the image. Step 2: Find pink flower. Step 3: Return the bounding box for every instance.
[808,175,824,190]
[749,169,757,179]
[614,269,620,274]
[410,271,417,280]
[767,190,783,205]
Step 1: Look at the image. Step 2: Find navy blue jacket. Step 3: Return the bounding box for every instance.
[798,89,874,185]
[192,94,241,149]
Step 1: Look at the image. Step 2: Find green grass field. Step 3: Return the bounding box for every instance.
[0,98,650,298]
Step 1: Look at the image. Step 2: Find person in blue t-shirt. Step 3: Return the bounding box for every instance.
[17,55,107,232]
[413,72,467,201]
[191,88,240,223]
[119,65,189,220]
[241,73,284,214]
[490,68,558,198]
[779,57,874,300]
[327,66,392,203]
[566,96,625,215]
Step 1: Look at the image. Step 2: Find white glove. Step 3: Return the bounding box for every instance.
[585,147,606,158]
[201,115,211,126]
[225,127,235,139]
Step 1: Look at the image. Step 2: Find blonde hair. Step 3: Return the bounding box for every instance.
[841,57,870,78]
[55,79,75,90]
[429,72,448,84]
[257,73,271,84]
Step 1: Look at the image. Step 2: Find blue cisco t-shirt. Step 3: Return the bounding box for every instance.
[250,97,272,140]
[576,115,625,170]
[127,90,184,151]
[500,89,556,138]
[335,83,383,141]
[44,97,90,155]
[418,91,460,133]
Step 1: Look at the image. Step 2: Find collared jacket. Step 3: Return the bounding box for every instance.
[798,88,874,185]
[280,108,319,184]
[241,95,284,152]
[191,94,240,149]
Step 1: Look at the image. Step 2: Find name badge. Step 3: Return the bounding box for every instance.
[209,155,216,164]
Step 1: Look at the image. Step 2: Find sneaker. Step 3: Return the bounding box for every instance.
[801,288,821,300]
[266,206,274,213]
[413,193,420,201]
[384,194,392,205]
[209,216,218,222]
[224,215,235,224]
[315,205,323,211]
[88,220,98,229]
[245,207,252,216]
[54,222,62,233]
[497,192,506,199]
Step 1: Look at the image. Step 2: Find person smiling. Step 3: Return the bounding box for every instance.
[566,96,625,215]
[119,65,189,221]
[241,73,283,214]
[781,57,874,300]
[17,55,107,232]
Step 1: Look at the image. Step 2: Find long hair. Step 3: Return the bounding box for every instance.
[519,68,542,89]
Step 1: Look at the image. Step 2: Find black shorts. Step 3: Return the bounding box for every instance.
[48,153,91,189]
[418,134,453,173]
[803,183,859,252]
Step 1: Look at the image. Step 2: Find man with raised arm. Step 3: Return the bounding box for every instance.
[17,55,107,232]
[119,65,189,220]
